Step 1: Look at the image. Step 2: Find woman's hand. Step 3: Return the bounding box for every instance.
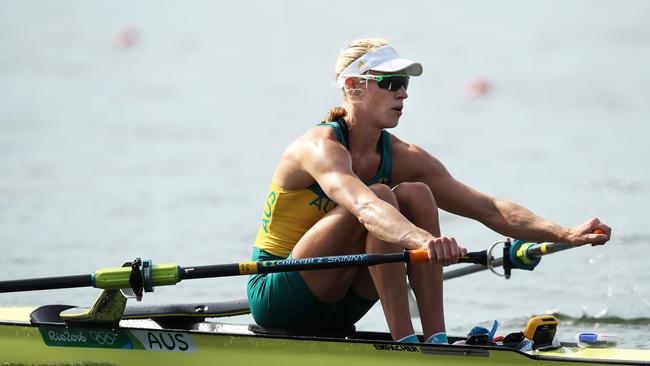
[564,218,611,246]
[423,236,468,266]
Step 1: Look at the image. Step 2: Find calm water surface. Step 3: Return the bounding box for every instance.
[1,0,649,348]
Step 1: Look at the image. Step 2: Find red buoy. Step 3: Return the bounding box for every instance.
[116,25,139,49]
[463,78,491,98]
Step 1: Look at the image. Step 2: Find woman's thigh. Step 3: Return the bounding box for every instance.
[292,184,399,303]
[247,263,376,330]
[290,205,368,303]
[247,248,341,330]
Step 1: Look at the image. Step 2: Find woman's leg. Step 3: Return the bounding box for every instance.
[290,202,373,303]
[363,186,416,340]
[292,184,417,339]
[393,182,445,341]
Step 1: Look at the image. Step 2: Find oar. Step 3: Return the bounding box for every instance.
[409,233,607,317]
[0,231,604,294]
[0,249,483,294]
[443,241,562,280]
[443,229,607,280]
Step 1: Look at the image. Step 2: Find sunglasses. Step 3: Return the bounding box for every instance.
[358,74,410,92]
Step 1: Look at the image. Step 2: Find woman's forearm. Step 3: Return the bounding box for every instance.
[485,199,570,242]
[356,198,432,250]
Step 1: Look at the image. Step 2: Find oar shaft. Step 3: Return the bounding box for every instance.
[0,249,485,293]
[443,257,504,280]
[181,250,486,280]
[526,242,572,257]
[523,228,602,259]
[180,263,243,279]
[180,252,413,279]
[443,242,576,281]
[0,274,92,293]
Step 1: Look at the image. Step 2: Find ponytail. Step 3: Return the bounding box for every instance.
[324,107,347,122]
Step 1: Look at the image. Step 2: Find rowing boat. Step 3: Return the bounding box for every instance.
[1,301,648,365]
[1,240,648,365]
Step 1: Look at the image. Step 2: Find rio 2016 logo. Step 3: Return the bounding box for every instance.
[47,330,87,343]
[89,331,117,345]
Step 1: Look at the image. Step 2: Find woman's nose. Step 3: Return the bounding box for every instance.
[396,87,408,99]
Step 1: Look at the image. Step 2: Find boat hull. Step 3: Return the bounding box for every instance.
[1,307,648,366]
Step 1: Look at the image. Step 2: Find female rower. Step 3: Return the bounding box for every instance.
[247,38,611,344]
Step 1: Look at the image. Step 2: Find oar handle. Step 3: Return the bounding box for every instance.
[407,249,429,262]
[408,249,488,265]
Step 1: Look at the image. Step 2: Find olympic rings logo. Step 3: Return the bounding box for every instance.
[89,331,117,345]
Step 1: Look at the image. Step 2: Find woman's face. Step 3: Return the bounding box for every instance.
[348,72,409,129]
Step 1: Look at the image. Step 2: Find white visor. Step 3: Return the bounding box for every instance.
[336,45,423,89]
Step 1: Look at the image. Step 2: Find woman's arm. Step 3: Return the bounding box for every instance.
[283,130,465,263]
[299,135,429,249]
[392,140,611,245]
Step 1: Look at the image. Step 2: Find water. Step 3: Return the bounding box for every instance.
[1,0,649,349]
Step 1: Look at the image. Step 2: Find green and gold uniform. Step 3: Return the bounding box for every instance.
[247,120,392,330]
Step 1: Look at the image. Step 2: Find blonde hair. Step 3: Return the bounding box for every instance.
[324,38,390,122]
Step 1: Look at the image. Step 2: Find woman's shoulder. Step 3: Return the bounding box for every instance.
[387,132,429,157]
[286,124,345,152]
[281,124,348,164]
[388,132,448,182]
[274,125,349,190]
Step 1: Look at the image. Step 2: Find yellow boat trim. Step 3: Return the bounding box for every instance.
[537,346,650,363]
[0,307,32,323]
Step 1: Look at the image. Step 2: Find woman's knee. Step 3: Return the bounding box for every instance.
[393,182,438,209]
[368,183,399,207]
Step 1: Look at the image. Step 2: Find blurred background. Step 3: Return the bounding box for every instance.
[1,0,649,347]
